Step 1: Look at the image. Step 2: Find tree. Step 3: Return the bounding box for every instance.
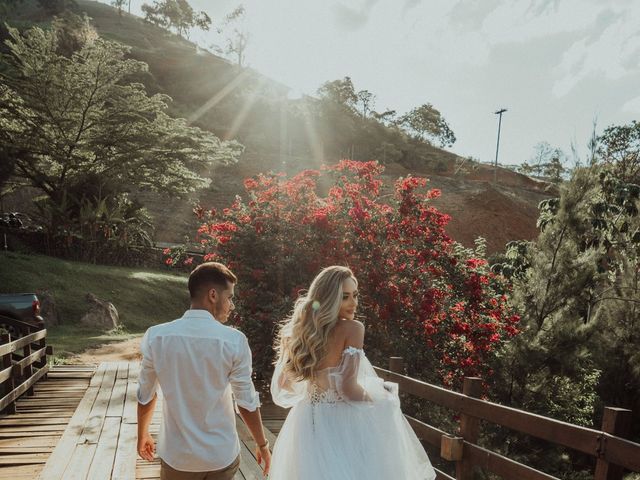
[141,0,211,37]
[491,160,640,471]
[356,89,375,118]
[400,103,456,148]
[111,0,126,17]
[598,120,640,183]
[51,11,98,57]
[217,5,248,67]
[0,25,241,233]
[317,77,358,112]
[519,141,568,184]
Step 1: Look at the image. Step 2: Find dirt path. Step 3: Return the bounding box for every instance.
[67,337,143,364]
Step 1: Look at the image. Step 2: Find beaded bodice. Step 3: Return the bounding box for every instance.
[307,382,344,405]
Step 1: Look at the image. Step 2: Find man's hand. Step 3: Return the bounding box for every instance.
[137,433,156,461]
[255,443,271,476]
[137,395,158,461]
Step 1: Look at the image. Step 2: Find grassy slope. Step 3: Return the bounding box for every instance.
[0,252,189,357]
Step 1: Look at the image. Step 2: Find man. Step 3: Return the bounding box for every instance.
[137,262,271,479]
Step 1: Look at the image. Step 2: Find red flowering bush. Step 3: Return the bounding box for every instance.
[167,160,520,389]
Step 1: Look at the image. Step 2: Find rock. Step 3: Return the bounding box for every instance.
[80,293,119,330]
[36,289,60,327]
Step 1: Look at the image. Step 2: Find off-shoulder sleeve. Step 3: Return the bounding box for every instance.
[329,347,399,406]
[270,357,307,408]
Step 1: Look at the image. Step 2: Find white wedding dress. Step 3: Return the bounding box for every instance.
[269,347,436,480]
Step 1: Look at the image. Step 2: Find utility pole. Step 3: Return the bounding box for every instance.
[493,108,507,184]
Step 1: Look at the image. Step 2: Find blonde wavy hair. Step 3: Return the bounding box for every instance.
[275,266,357,381]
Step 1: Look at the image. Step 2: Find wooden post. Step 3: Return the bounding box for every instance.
[23,325,34,396]
[1,333,16,414]
[389,356,404,374]
[456,377,482,480]
[594,407,632,480]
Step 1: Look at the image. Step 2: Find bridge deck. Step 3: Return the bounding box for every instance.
[0,362,286,479]
[0,364,95,479]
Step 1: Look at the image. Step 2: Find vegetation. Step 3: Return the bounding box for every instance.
[490,127,640,473]
[165,160,519,389]
[0,251,188,356]
[0,12,241,260]
[141,0,211,37]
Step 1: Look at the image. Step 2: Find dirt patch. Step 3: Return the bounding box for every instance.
[66,337,143,365]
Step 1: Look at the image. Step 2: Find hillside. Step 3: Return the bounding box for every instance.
[2,1,554,255]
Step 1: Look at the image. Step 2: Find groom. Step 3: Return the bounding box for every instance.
[137,262,271,479]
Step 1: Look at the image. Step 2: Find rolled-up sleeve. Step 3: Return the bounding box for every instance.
[229,334,260,411]
[137,330,158,405]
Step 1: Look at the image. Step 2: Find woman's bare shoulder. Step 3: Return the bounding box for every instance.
[335,319,365,349]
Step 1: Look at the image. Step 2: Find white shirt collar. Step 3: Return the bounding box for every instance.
[182,309,218,322]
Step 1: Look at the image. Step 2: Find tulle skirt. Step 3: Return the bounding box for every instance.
[269,397,436,480]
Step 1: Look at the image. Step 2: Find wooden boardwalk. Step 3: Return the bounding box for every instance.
[0,364,95,479]
[0,361,285,479]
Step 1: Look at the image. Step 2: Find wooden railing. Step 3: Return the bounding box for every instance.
[0,314,52,414]
[374,357,639,480]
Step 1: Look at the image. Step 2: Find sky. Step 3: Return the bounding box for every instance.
[118,0,640,166]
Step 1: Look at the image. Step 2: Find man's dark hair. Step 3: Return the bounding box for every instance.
[188,262,237,299]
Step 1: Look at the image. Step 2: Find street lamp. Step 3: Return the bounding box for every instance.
[494,108,507,184]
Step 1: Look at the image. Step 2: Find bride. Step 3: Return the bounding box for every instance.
[269,266,436,480]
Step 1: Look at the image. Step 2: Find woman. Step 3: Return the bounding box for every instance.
[269,266,435,480]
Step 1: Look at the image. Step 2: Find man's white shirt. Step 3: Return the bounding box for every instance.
[137,309,260,472]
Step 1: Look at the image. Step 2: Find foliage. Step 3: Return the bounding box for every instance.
[399,103,456,148]
[214,4,248,67]
[518,141,568,184]
[598,120,640,184]
[0,252,189,356]
[51,10,99,57]
[141,0,211,37]
[166,160,519,389]
[490,154,640,471]
[111,0,126,16]
[0,23,240,236]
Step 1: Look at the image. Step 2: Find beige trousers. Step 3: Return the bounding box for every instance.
[160,455,240,480]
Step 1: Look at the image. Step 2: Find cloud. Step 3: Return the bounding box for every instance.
[552,6,640,97]
[332,0,380,31]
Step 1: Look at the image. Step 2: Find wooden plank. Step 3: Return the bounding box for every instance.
[0,365,49,411]
[0,425,66,433]
[86,416,121,480]
[106,376,127,418]
[12,347,46,377]
[0,452,49,465]
[0,435,59,447]
[465,441,559,480]
[122,362,140,424]
[0,330,46,357]
[406,415,450,448]
[374,367,603,456]
[89,363,108,388]
[0,417,72,426]
[0,365,13,385]
[116,362,129,379]
[0,446,54,454]
[112,422,138,480]
[61,443,97,480]
[605,434,640,471]
[78,362,117,444]
[37,385,100,479]
[237,441,264,480]
[0,464,43,479]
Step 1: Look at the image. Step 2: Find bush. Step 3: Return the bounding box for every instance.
[167,160,520,389]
